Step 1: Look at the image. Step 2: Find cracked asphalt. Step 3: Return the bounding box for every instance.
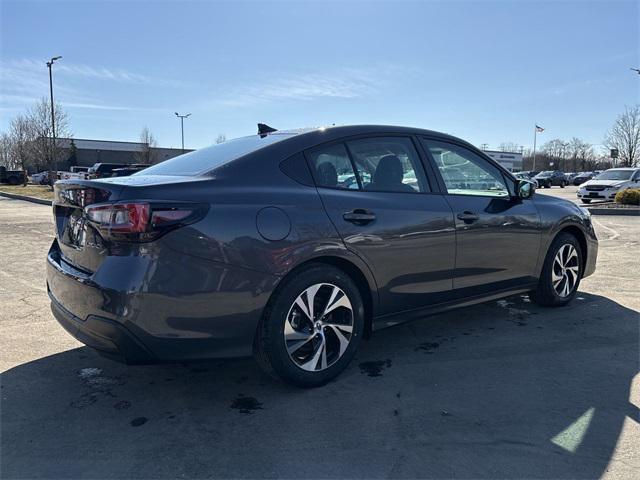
[0,194,638,479]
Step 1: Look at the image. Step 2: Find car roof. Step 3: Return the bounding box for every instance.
[254,124,480,156]
[606,167,636,171]
[275,124,467,141]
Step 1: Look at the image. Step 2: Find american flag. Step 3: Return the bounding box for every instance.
[535,125,545,132]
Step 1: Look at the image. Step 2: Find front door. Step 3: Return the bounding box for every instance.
[420,138,541,295]
[307,136,456,316]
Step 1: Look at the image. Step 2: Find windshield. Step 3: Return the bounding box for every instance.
[137,133,296,176]
[594,170,634,181]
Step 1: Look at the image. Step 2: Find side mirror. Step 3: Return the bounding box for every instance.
[517,179,535,199]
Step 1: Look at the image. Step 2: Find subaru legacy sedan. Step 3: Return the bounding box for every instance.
[47,125,597,387]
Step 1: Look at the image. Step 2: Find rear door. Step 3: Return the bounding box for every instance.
[307,136,456,316]
[420,138,541,295]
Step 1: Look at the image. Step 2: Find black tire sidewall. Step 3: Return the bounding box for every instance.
[260,265,364,387]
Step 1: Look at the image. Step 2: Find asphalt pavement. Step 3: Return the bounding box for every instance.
[0,195,638,479]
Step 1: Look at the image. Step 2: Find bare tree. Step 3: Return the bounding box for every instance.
[604,105,640,167]
[9,115,36,183]
[542,139,570,170]
[0,132,14,169]
[566,137,595,171]
[498,142,520,153]
[26,98,71,172]
[134,126,159,164]
[215,133,227,144]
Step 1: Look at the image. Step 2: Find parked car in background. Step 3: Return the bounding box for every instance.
[30,171,51,185]
[111,166,148,177]
[87,163,128,179]
[0,166,27,185]
[573,171,595,185]
[577,167,640,203]
[47,124,598,387]
[535,170,568,188]
[565,172,577,183]
[59,170,89,181]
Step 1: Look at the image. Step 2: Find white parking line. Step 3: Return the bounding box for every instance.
[592,218,620,241]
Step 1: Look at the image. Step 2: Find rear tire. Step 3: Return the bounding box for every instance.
[560,181,565,188]
[531,233,583,307]
[254,264,364,387]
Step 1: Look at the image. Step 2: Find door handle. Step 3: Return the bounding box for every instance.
[343,209,376,225]
[457,211,479,223]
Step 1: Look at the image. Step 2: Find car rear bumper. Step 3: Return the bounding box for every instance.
[49,293,155,364]
[46,239,279,363]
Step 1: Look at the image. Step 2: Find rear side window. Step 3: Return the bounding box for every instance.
[138,134,294,176]
[346,137,429,193]
[307,143,359,190]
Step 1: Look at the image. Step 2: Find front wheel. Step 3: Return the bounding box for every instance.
[560,181,566,188]
[254,264,364,387]
[531,233,582,307]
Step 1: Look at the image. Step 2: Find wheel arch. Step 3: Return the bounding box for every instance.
[262,255,377,340]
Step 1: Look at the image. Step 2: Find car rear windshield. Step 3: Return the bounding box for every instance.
[137,133,295,176]
[594,170,633,180]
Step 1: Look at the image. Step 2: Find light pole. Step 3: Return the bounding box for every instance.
[46,56,62,175]
[174,112,191,153]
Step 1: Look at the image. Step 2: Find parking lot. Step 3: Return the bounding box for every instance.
[1,193,638,479]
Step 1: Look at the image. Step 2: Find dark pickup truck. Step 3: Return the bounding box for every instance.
[0,166,27,185]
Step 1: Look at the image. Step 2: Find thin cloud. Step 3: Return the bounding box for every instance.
[2,58,183,86]
[0,58,173,113]
[215,67,396,108]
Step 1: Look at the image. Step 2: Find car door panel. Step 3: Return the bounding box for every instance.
[307,136,456,316]
[420,138,542,294]
[318,189,456,314]
[445,195,541,293]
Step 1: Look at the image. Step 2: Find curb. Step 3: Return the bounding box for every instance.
[0,191,53,206]
[587,207,639,216]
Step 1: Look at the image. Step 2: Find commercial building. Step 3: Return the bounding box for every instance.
[56,138,188,171]
[482,150,523,172]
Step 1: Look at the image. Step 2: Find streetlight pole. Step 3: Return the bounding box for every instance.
[532,125,538,172]
[174,112,191,153]
[46,56,62,176]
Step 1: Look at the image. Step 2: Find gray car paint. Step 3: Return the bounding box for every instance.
[46,125,598,363]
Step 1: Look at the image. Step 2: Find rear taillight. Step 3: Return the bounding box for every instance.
[85,202,208,242]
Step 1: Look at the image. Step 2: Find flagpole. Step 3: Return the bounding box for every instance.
[532,124,538,171]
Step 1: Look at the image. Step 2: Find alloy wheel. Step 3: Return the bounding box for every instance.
[284,283,354,372]
[552,244,579,297]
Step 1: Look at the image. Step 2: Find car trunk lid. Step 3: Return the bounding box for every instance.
[53,175,207,273]
[53,179,128,272]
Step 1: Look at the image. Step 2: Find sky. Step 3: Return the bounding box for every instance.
[1,0,638,152]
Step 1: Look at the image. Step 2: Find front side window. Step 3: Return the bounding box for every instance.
[307,143,359,189]
[423,139,509,197]
[346,137,429,193]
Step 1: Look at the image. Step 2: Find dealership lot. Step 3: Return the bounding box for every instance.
[0,195,638,479]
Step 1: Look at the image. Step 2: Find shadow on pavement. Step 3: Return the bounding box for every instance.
[1,292,638,478]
